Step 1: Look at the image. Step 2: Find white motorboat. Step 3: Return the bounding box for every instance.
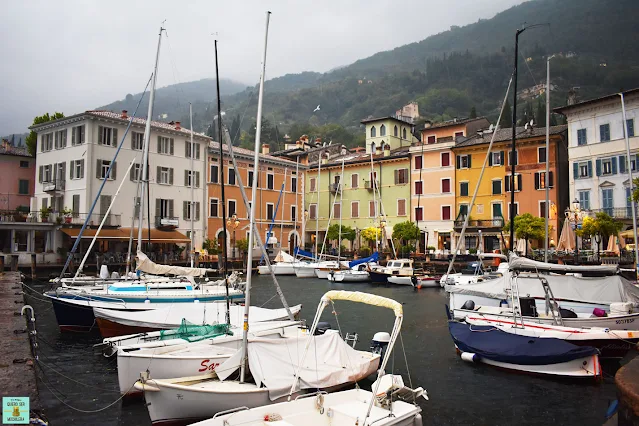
[388,275,439,287]
[328,269,370,283]
[257,250,300,275]
[294,261,341,278]
[440,254,509,287]
[369,259,415,284]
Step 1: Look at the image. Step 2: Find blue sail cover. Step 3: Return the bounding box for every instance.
[349,252,379,268]
[448,321,599,365]
[294,247,316,260]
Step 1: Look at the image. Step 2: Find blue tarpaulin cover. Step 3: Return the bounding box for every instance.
[448,321,599,365]
[348,252,379,268]
[294,247,316,260]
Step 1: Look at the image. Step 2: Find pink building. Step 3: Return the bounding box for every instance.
[0,140,34,211]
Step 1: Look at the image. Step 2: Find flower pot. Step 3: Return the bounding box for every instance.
[64,217,72,224]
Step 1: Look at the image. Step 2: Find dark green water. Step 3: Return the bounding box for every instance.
[24,276,623,425]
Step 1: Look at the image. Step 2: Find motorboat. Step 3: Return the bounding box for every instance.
[327,268,370,283]
[440,253,508,287]
[369,259,414,284]
[388,275,440,288]
[294,260,341,278]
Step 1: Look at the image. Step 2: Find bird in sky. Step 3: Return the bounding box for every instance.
[313,105,320,112]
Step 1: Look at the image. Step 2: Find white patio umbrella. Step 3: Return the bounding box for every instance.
[556,219,575,251]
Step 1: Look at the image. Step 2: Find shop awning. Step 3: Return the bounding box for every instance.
[61,228,191,243]
[61,228,128,240]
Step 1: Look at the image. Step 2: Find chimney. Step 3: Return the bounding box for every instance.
[175,121,181,130]
[121,110,128,119]
[383,144,390,157]
[296,140,303,148]
[423,121,432,129]
[262,144,270,155]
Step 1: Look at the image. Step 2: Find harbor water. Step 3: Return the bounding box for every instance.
[25,275,625,425]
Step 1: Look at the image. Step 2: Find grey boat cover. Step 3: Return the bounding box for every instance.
[446,273,639,306]
[509,255,618,275]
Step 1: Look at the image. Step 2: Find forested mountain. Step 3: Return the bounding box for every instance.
[98,0,639,150]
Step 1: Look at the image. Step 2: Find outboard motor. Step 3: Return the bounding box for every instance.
[314,322,332,335]
[461,300,475,311]
[371,331,391,357]
[559,308,579,318]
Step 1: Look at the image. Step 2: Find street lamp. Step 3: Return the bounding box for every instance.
[565,198,583,265]
[226,213,240,258]
[380,218,387,252]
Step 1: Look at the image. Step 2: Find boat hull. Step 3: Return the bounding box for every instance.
[369,270,390,283]
[257,263,296,275]
[328,271,370,282]
[49,296,102,333]
[294,266,318,278]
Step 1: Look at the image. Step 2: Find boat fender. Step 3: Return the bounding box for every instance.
[460,352,479,363]
[413,413,423,426]
[461,300,475,311]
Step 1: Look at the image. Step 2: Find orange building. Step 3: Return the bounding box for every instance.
[207,143,306,257]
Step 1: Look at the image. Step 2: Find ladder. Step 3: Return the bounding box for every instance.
[540,276,564,326]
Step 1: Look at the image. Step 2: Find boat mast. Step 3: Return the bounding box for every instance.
[369,143,379,251]
[294,157,299,249]
[137,25,165,251]
[190,103,195,267]
[315,151,321,258]
[544,56,552,262]
[214,39,231,326]
[240,11,271,383]
[509,28,524,252]
[337,158,344,260]
[620,92,639,280]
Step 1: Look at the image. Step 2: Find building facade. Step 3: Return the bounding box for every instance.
[556,88,639,227]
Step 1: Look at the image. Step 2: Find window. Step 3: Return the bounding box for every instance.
[619,154,639,173]
[157,136,174,154]
[333,202,341,219]
[41,133,53,152]
[602,188,614,215]
[492,179,502,195]
[291,205,297,221]
[457,154,471,169]
[508,150,518,166]
[71,159,85,180]
[369,200,378,218]
[40,164,52,183]
[415,207,423,221]
[394,126,398,137]
[441,152,450,167]
[72,194,80,217]
[577,128,587,146]
[505,174,522,192]
[185,170,201,188]
[157,166,172,185]
[157,198,173,218]
[538,147,547,163]
[600,123,611,142]
[351,173,358,188]
[600,157,615,176]
[458,204,468,218]
[310,177,316,192]
[454,131,464,138]
[488,151,504,166]
[131,131,144,150]
[370,126,376,137]
[98,126,118,146]
[627,119,635,138]
[397,199,406,216]
[414,181,423,195]
[97,160,116,180]
[508,202,519,219]
[351,201,359,218]
[183,201,201,221]
[185,141,201,159]
[403,128,407,139]
[309,204,317,219]
[228,200,237,217]
[54,129,67,149]
[539,201,547,218]
[380,124,386,137]
[534,171,554,189]
[291,176,297,192]
[210,163,219,183]
[491,203,503,219]
[128,163,141,182]
[427,135,436,144]
[441,178,451,193]
[72,125,85,146]
[18,160,30,169]
[576,161,592,179]
[18,180,29,195]
[209,198,219,217]
[460,182,469,197]
[228,168,236,185]
[578,191,590,210]
[414,156,423,170]
[246,170,254,187]
[441,206,451,221]
[267,173,274,190]
[395,168,408,185]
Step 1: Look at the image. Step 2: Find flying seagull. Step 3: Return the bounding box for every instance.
[313,105,320,112]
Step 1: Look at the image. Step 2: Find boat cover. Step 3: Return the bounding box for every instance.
[349,252,380,268]
[136,251,214,277]
[158,320,232,343]
[246,332,376,400]
[449,321,598,365]
[293,247,316,260]
[446,273,639,306]
[509,255,618,275]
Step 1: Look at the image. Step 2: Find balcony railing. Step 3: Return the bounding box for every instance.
[63,213,121,227]
[0,210,120,226]
[364,180,378,191]
[156,216,179,229]
[454,217,505,229]
[590,207,637,220]
[42,179,65,192]
[328,183,340,194]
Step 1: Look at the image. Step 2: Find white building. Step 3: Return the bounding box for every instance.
[30,110,209,256]
[556,88,639,223]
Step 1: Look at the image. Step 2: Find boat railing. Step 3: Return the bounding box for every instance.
[295,391,328,400]
[212,406,249,418]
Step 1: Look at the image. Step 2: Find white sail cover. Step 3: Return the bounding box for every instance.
[136,251,214,277]
[446,273,639,306]
[274,250,296,263]
[247,332,376,400]
[509,255,618,275]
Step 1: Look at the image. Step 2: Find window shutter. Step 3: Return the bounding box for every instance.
[112,128,118,147]
[619,155,627,173]
[69,161,74,179]
[587,161,593,177]
[72,128,76,145]
[96,160,101,179]
[111,162,117,180]
[130,165,135,181]
[534,172,540,190]
[183,201,188,220]
[63,129,67,147]
[184,170,189,186]
[72,194,80,215]
[156,166,161,183]
[40,136,44,152]
[80,125,85,144]
[157,136,162,153]
[38,166,43,183]
[549,171,554,188]
[500,151,505,165]
[185,142,189,158]
[611,157,618,175]
[596,159,602,176]
[169,199,174,217]
[196,171,200,188]
[456,155,460,169]
[196,144,201,160]
[394,169,398,185]
[517,174,522,191]
[131,133,136,149]
[505,176,510,192]
[468,155,472,168]
[169,168,174,185]
[573,162,579,180]
[98,126,103,145]
[170,138,174,155]
[155,198,161,218]
[80,159,84,179]
[488,153,493,166]
[195,202,200,221]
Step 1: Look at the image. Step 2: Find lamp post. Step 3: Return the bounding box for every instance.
[226,213,240,259]
[380,218,387,254]
[565,198,583,265]
[303,209,309,248]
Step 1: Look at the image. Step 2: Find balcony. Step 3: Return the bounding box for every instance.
[156,216,179,230]
[62,213,121,227]
[42,179,65,192]
[454,217,505,230]
[364,180,379,191]
[0,210,121,226]
[328,183,340,194]
[590,208,637,220]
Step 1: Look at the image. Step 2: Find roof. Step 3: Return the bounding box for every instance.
[209,141,300,167]
[307,148,410,170]
[423,117,489,131]
[0,144,32,158]
[454,125,567,148]
[554,88,639,115]
[360,115,414,126]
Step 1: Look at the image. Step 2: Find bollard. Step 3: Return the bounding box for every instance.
[30,254,36,279]
[11,255,19,271]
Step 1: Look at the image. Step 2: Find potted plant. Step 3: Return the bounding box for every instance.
[61,207,73,224]
[13,208,27,222]
[40,206,52,222]
[202,238,219,261]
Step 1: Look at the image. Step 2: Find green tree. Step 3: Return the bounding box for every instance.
[503,213,546,255]
[392,221,420,245]
[229,114,241,145]
[536,97,546,127]
[25,112,64,156]
[326,224,356,246]
[469,106,477,118]
[632,177,639,203]
[499,100,512,128]
[578,212,623,259]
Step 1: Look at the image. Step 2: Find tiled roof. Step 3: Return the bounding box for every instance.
[360,115,414,125]
[308,148,410,169]
[86,110,211,139]
[208,141,299,166]
[424,116,488,130]
[454,125,567,148]
[0,144,32,158]
[554,88,639,114]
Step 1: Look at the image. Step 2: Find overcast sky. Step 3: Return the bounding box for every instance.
[1,0,525,135]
